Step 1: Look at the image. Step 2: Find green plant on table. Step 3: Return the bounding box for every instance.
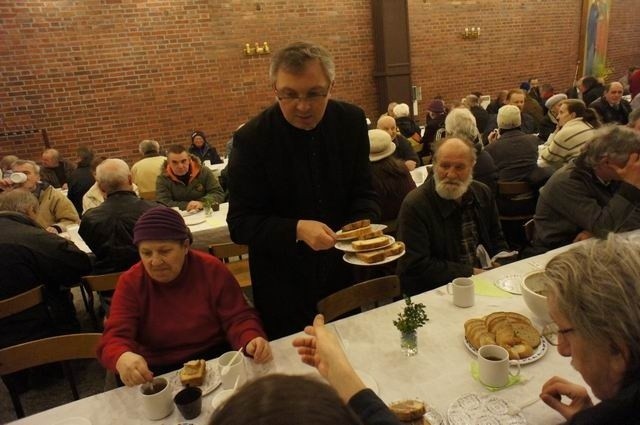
[393,295,429,334]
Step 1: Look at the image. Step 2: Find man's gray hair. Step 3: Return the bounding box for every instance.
[432,137,477,164]
[581,125,640,168]
[628,108,640,129]
[544,234,640,380]
[139,139,160,155]
[0,190,39,214]
[465,94,479,107]
[1,155,18,171]
[13,159,40,175]
[269,41,335,85]
[43,148,60,160]
[445,107,479,143]
[393,103,410,118]
[96,158,131,194]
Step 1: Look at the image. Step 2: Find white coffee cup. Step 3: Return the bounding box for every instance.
[477,345,521,388]
[9,172,27,184]
[446,277,475,307]
[139,377,174,420]
[218,351,247,390]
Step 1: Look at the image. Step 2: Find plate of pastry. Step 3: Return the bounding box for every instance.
[170,359,221,396]
[448,393,526,425]
[343,242,405,266]
[463,312,548,364]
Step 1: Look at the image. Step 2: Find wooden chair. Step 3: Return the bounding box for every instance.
[80,272,122,330]
[0,286,43,320]
[209,242,251,289]
[317,275,401,323]
[496,181,536,221]
[0,333,103,419]
[138,191,156,201]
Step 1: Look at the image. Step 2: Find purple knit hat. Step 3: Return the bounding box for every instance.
[133,206,191,245]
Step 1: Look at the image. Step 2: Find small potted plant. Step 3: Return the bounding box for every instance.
[393,295,429,356]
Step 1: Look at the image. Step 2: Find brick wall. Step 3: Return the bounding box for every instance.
[1,0,639,164]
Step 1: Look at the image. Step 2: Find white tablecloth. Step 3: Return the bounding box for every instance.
[10,242,594,425]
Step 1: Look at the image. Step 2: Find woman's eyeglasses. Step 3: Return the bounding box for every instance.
[542,322,575,346]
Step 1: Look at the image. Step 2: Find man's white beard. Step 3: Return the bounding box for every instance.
[434,172,473,200]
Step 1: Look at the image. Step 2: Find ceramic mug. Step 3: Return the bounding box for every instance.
[477,345,521,388]
[140,377,174,420]
[446,277,475,308]
[218,351,247,390]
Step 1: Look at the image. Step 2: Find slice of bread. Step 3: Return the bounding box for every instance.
[355,242,405,263]
[389,399,426,421]
[357,228,385,240]
[512,322,541,348]
[341,219,371,232]
[336,225,373,241]
[179,359,206,386]
[351,236,390,251]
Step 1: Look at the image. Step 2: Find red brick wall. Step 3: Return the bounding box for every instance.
[1,0,639,164]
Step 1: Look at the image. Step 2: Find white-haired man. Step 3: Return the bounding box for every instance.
[131,139,166,194]
[396,138,507,295]
[40,148,75,189]
[80,159,157,274]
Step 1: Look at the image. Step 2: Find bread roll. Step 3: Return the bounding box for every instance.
[512,322,541,348]
[179,359,206,386]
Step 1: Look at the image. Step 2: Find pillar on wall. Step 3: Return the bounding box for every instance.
[371,0,413,119]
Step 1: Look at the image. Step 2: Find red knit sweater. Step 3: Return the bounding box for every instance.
[97,250,266,371]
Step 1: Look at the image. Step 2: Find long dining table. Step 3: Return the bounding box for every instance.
[9,241,595,425]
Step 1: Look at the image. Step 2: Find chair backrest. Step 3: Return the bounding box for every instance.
[209,242,249,262]
[82,272,122,292]
[0,286,44,320]
[497,181,533,197]
[317,275,401,323]
[139,191,156,201]
[0,333,102,376]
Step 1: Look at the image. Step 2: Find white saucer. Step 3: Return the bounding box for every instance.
[184,215,206,226]
[494,274,523,295]
[343,249,405,266]
[335,236,395,253]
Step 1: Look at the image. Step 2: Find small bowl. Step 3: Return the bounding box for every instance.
[521,271,552,323]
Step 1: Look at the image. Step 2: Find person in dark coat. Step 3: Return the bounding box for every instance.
[67,146,95,216]
[484,89,538,143]
[376,115,420,170]
[589,82,632,125]
[188,130,223,165]
[465,94,489,135]
[419,99,447,157]
[227,42,380,339]
[392,103,421,142]
[538,94,568,142]
[579,76,605,107]
[396,138,507,295]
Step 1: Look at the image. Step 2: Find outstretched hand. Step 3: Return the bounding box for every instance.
[540,376,593,420]
[291,314,365,402]
[296,220,336,251]
[115,351,154,387]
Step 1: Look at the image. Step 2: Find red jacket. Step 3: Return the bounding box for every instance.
[97,250,266,370]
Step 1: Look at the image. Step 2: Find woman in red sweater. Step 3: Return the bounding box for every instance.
[97,206,271,386]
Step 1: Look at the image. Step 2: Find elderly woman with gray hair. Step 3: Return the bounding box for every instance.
[541,234,640,424]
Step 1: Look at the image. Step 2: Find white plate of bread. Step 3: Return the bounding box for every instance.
[463,312,548,365]
[170,359,221,396]
[343,241,405,266]
[335,219,387,241]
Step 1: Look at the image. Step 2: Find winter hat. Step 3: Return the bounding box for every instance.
[191,130,208,144]
[426,99,445,114]
[519,82,531,91]
[497,105,522,129]
[368,129,396,162]
[545,93,568,109]
[133,206,192,245]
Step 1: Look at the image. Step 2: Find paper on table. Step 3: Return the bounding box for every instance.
[206,217,226,227]
[472,277,512,298]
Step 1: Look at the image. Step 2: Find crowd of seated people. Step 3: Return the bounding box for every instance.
[2,48,640,422]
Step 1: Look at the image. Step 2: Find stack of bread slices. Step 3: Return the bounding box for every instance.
[464,312,541,360]
[337,220,405,264]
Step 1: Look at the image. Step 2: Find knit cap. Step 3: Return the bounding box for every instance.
[497,105,522,129]
[133,206,191,245]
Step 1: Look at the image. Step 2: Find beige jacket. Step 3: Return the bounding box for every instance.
[37,185,80,229]
[131,155,166,193]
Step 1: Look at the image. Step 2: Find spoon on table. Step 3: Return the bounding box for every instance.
[508,396,541,415]
[221,347,244,377]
